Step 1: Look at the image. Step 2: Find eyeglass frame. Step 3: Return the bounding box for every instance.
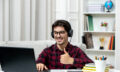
[53,31,67,36]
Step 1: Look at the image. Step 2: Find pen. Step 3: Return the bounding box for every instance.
[95,56,97,60]
[98,58,99,60]
[104,57,107,60]
[100,57,102,60]
[95,56,107,60]
[102,56,104,60]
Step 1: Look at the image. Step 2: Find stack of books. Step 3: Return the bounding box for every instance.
[88,4,105,12]
[108,35,115,50]
[82,63,96,72]
[82,63,112,72]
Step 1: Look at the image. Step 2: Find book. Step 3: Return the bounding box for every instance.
[88,4,105,12]
[110,35,114,50]
[82,63,96,72]
[112,36,115,50]
[84,15,88,31]
[84,33,94,49]
[88,15,94,31]
[85,63,95,67]
[107,37,111,50]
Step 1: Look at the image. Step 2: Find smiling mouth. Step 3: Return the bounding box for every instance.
[57,39,62,41]
[56,38,63,41]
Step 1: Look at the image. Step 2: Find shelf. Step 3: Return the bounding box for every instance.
[86,49,115,53]
[82,0,116,67]
[83,12,115,15]
[83,31,115,34]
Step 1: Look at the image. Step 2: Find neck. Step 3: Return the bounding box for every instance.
[57,41,68,51]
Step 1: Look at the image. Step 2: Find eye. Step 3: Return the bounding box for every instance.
[60,31,65,34]
[54,32,58,34]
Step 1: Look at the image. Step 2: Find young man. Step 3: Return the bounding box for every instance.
[36,20,93,71]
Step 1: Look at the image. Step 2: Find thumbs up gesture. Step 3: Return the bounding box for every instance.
[60,48,74,64]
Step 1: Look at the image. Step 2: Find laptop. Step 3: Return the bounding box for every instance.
[0,46,37,72]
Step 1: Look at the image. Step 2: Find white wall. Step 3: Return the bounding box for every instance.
[55,0,81,43]
[0,0,82,43]
[0,0,56,41]
[115,0,120,70]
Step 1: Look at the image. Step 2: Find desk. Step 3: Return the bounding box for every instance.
[41,69,83,72]
[109,69,120,72]
[41,69,120,72]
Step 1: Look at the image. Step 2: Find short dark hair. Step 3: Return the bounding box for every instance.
[51,20,73,38]
[52,20,72,33]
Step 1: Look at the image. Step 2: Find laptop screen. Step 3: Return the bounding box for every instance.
[0,46,37,72]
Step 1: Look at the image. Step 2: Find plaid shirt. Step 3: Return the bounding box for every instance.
[36,43,93,69]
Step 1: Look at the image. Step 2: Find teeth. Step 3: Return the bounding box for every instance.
[57,39,62,41]
[57,38,61,39]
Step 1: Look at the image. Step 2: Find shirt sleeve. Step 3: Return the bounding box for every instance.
[73,48,93,68]
[36,49,48,64]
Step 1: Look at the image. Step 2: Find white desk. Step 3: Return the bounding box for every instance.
[109,69,120,72]
[41,69,120,72]
[41,69,82,72]
[50,69,82,72]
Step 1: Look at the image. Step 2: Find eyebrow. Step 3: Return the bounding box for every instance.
[54,30,65,32]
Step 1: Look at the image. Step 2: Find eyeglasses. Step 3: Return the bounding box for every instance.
[54,31,66,35]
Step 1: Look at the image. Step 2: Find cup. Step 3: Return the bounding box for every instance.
[95,60,106,72]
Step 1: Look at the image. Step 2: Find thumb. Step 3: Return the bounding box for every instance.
[44,66,48,70]
[64,48,68,54]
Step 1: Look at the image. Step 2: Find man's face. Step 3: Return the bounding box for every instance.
[53,26,68,45]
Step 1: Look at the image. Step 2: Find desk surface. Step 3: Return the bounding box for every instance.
[41,69,83,72]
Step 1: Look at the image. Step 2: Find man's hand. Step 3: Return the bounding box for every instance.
[36,63,48,71]
[60,48,74,64]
